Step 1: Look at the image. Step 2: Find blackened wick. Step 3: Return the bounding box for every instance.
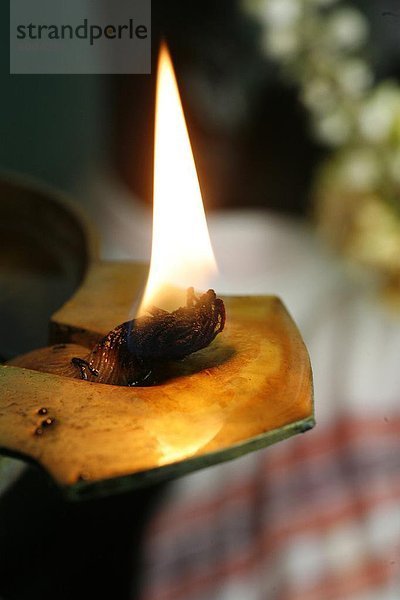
[70,288,225,386]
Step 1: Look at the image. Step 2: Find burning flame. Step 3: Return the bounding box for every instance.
[138,43,217,314]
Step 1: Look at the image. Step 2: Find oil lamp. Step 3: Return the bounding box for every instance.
[0,44,314,499]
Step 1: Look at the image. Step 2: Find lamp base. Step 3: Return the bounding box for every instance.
[0,262,313,500]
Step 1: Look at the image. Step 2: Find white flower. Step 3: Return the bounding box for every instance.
[326,8,368,51]
[259,0,301,28]
[314,109,352,146]
[339,149,380,190]
[336,59,373,97]
[261,27,300,59]
[302,78,336,114]
[358,84,400,143]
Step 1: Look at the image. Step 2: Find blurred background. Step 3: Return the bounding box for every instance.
[2,1,400,599]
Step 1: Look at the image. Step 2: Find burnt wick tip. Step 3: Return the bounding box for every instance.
[69,287,226,387]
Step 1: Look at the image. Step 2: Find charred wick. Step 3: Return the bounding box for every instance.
[69,288,226,387]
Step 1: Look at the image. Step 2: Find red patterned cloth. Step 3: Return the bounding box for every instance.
[139,416,400,600]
